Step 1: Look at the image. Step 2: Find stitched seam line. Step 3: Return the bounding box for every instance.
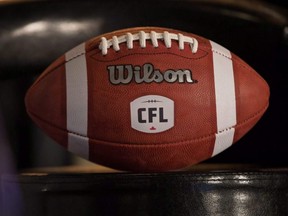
[91,50,208,63]
[27,44,269,146]
[211,48,269,93]
[27,102,268,147]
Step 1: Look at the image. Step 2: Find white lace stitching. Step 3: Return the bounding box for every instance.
[99,30,198,55]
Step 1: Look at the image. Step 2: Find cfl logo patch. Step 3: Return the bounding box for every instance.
[130,95,174,133]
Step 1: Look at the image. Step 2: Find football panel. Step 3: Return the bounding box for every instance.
[233,57,270,125]
[64,43,90,159]
[25,64,67,132]
[233,103,268,143]
[28,112,68,149]
[86,40,218,144]
[88,135,216,172]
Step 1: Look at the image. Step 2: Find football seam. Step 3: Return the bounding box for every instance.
[28,44,269,97]
[26,39,269,146]
[26,46,208,92]
[211,49,270,94]
[211,49,231,59]
[66,51,86,62]
[90,49,209,62]
[27,101,268,147]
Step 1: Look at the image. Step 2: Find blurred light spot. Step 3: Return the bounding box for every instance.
[13,21,48,36]
[206,175,226,184]
[12,19,102,37]
[234,175,250,184]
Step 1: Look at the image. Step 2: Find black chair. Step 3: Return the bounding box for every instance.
[1,0,288,215]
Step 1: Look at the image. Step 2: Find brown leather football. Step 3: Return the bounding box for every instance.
[25,27,270,171]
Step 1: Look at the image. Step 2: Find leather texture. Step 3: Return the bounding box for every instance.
[2,170,288,216]
[0,0,283,168]
[24,27,269,172]
[0,1,287,169]
[0,1,287,215]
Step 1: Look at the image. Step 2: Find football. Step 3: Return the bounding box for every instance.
[25,27,270,172]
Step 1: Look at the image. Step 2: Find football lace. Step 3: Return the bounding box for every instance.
[99,30,198,55]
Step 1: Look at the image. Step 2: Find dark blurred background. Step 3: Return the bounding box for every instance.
[0,0,287,171]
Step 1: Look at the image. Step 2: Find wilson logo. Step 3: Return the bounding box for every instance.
[130,95,174,133]
[107,63,196,84]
